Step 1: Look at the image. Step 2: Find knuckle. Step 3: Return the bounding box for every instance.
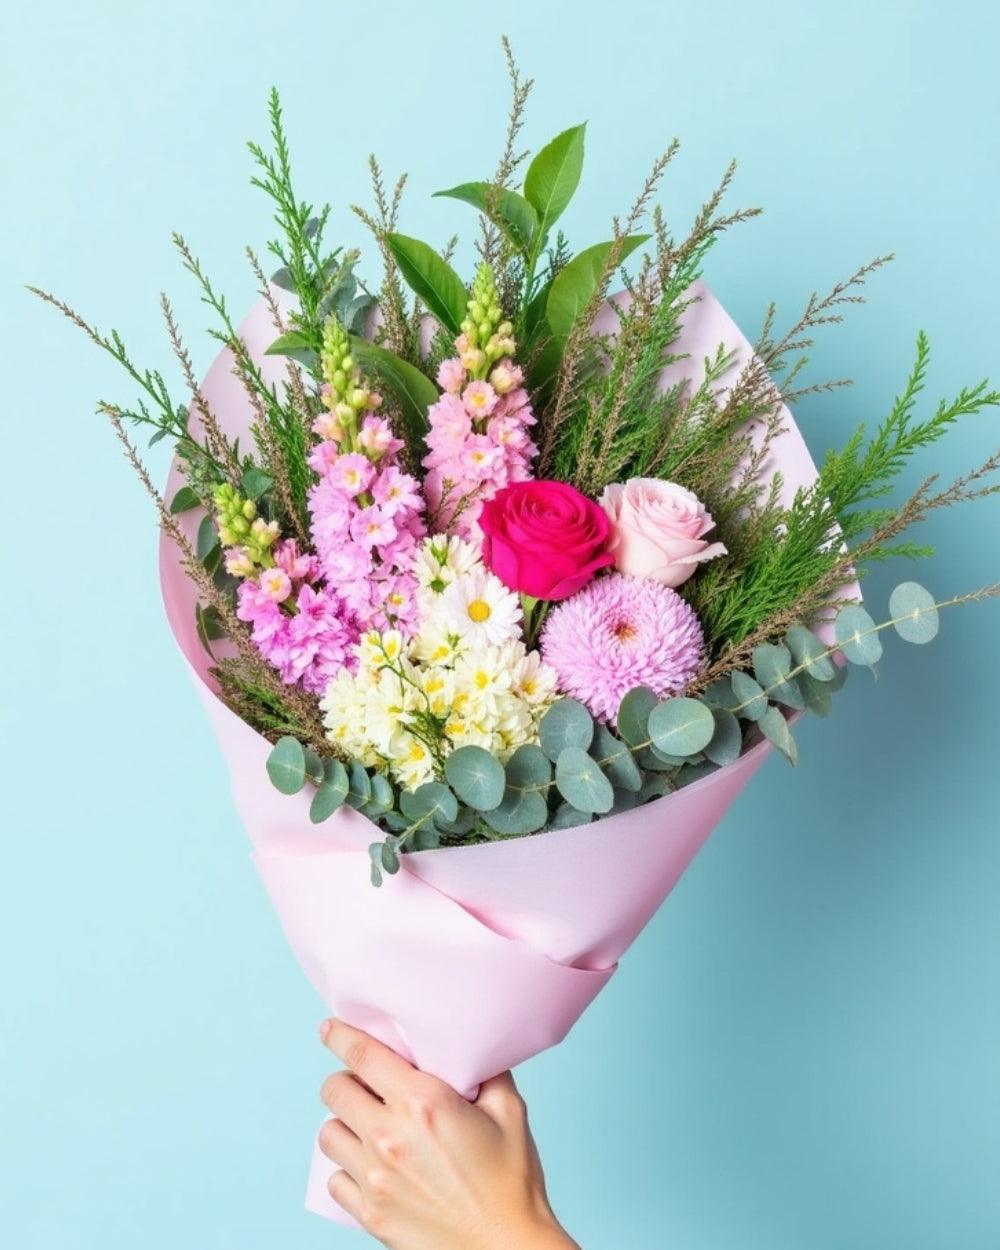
[371,1129,404,1164]
[364,1165,391,1197]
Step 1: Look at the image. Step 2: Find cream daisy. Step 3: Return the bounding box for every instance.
[442,567,521,646]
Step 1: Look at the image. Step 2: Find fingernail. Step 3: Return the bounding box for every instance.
[318,1018,332,1041]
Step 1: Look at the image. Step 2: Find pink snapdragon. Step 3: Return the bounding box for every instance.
[423,357,537,540]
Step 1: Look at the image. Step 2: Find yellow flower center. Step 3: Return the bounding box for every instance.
[522,678,537,695]
[467,598,491,623]
[474,670,490,690]
[407,742,426,762]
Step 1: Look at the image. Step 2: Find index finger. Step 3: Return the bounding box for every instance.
[320,1018,417,1103]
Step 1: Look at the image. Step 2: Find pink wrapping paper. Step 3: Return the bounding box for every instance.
[159,282,834,1225]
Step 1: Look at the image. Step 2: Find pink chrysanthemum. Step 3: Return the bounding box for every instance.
[540,574,706,723]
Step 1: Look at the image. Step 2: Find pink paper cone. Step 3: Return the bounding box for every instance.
[159,282,845,1225]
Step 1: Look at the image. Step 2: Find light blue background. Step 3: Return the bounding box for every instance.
[2,2,998,1247]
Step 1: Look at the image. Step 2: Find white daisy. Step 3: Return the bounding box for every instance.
[442,567,522,646]
[412,534,481,595]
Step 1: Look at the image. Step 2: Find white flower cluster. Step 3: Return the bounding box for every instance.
[321,536,558,790]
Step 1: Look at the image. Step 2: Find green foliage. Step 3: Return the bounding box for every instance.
[444,746,506,811]
[648,698,715,756]
[555,746,614,814]
[546,237,650,339]
[385,233,469,335]
[889,581,940,643]
[435,181,539,254]
[834,604,883,666]
[539,698,595,759]
[266,736,307,795]
[523,124,587,240]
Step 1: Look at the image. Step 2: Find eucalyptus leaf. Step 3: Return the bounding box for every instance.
[648,697,715,757]
[380,840,401,875]
[505,743,552,787]
[436,805,478,837]
[889,581,940,644]
[266,736,307,795]
[785,624,836,680]
[270,266,295,291]
[546,235,650,338]
[618,686,657,747]
[385,233,469,334]
[639,774,674,802]
[539,698,594,761]
[302,748,324,785]
[310,759,349,823]
[435,181,539,253]
[169,485,200,514]
[485,745,550,836]
[368,842,384,888]
[731,670,767,721]
[759,706,798,765]
[550,802,593,830]
[702,676,737,710]
[409,822,442,851]
[704,708,743,767]
[523,124,586,238]
[345,761,372,809]
[610,788,640,814]
[592,724,641,792]
[752,643,806,710]
[799,672,834,717]
[555,747,615,814]
[676,760,722,788]
[400,781,459,826]
[367,772,394,814]
[444,745,506,811]
[835,604,883,666]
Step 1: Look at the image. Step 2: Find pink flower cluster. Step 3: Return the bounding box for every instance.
[236,539,357,695]
[423,356,537,540]
[308,413,426,632]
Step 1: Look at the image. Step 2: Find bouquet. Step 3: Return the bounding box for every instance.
[34,42,1000,1226]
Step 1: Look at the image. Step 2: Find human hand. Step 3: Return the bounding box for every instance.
[317,1018,580,1250]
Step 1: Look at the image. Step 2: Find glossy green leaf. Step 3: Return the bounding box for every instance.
[265,329,316,358]
[242,467,274,501]
[555,747,615,814]
[350,337,438,441]
[195,602,226,657]
[546,235,650,338]
[266,736,307,795]
[889,581,940,644]
[385,233,469,334]
[169,485,200,514]
[648,697,715,757]
[523,124,586,238]
[435,181,539,253]
[835,604,883,666]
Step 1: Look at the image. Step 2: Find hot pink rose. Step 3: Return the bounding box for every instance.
[600,478,727,588]
[480,480,615,601]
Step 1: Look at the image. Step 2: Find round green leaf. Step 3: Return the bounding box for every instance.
[760,706,798,765]
[266,736,306,795]
[618,685,657,746]
[703,708,743,767]
[550,802,592,830]
[483,787,548,836]
[752,643,805,710]
[785,624,836,681]
[889,581,939,644]
[731,670,767,721]
[400,782,458,826]
[835,604,883,666]
[799,672,834,717]
[539,698,594,761]
[345,761,372,809]
[676,760,721,788]
[506,743,552,787]
[648,697,715,757]
[365,772,394,816]
[309,759,349,823]
[555,747,615,814]
[592,724,642,792]
[303,748,324,785]
[702,676,736,710]
[380,840,401,875]
[444,745,506,811]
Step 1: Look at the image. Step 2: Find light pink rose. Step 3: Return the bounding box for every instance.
[600,478,727,588]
